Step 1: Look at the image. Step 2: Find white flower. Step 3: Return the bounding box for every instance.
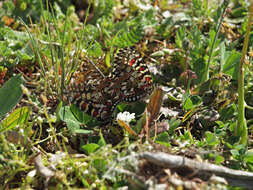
[116,112,135,123]
[27,169,36,178]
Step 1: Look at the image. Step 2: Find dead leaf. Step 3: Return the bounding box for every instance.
[117,119,137,136]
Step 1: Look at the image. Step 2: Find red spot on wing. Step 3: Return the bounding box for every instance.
[141,83,151,90]
[103,107,110,111]
[81,102,87,110]
[106,102,112,106]
[92,111,99,117]
[145,77,151,82]
[129,58,136,66]
[138,67,145,71]
[74,94,80,99]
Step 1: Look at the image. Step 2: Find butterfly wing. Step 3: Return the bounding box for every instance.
[68,47,153,122]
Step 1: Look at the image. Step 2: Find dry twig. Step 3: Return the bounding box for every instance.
[139,152,253,189]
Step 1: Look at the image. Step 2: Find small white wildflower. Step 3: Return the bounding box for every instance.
[19,128,24,134]
[116,112,135,123]
[162,10,171,18]
[27,169,36,178]
[46,128,52,133]
[91,183,96,188]
[37,116,43,123]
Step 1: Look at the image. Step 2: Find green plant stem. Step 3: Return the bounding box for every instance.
[60,11,68,103]
[237,1,253,145]
[204,1,228,82]
[20,19,46,77]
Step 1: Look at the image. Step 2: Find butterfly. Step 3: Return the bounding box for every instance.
[68,46,153,122]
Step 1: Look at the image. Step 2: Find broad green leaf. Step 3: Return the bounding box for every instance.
[215,121,225,128]
[155,132,169,143]
[215,155,224,164]
[205,131,219,146]
[0,75,24,118]
[81,143,100,155]
[168,118,181,134]
[192,57,208,84]
[17,40,34,61]
[0,41,10,56]
[0,27,29,48]
[70,104,100,127]
[0,106,31,132]
[93,159,107,172]
[222,50,241,80]
[184,97,193,110]
[247,163,253,172]
[190,95,202,106]
[2,1,15,13]
[230,149,239,157]
[219,103,237,120]
[155,141,171,148]
[244,151,253,163]
[58,106,80,132]
[59,106,92,134]
[70,104,91,123]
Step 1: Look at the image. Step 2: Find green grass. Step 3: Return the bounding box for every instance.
[1,0,253,189]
